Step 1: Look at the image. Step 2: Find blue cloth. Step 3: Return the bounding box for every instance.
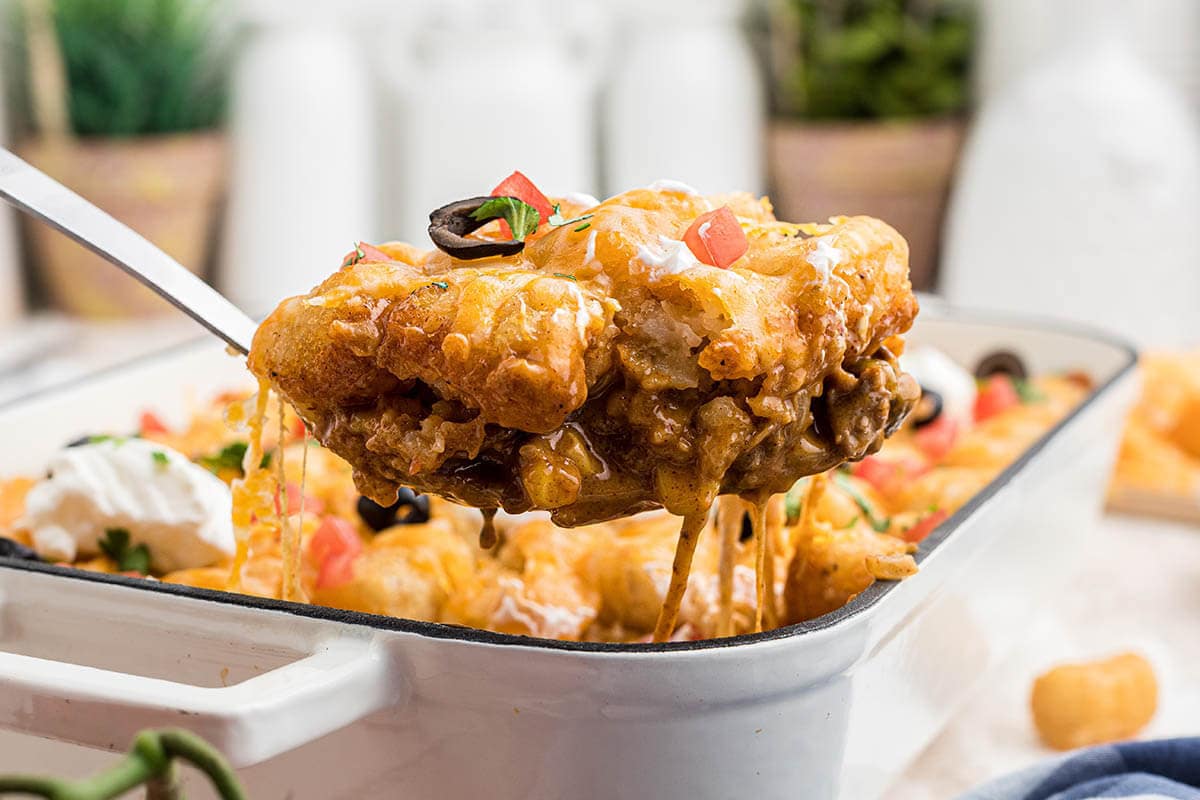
[958,739,1200,800]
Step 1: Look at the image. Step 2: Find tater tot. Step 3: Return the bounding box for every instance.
[1030,652,1157,750]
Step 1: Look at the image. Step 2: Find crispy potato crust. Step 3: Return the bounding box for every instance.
[250,188,919,525]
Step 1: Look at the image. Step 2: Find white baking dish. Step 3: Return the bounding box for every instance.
[0,306,1136,800]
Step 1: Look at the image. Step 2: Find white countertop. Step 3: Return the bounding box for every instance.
[890,512,1200,798]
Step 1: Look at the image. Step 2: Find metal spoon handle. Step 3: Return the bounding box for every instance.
[0,147,256,354]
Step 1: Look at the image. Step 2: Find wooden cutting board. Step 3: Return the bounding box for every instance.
[1107,486,1200,525]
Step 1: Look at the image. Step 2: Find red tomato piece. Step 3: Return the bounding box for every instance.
[491,170,554,239]
[974,375,1021,422]
[139,411,169,436]
[902,509,950,544]
[683,206,748,269]
[290,416,308,441]
[274,481,326,517]
[914,415,959,462]
[308,517,363,589]
[852,456,898,494]
[358,242,391,262]
[341,241,392,266]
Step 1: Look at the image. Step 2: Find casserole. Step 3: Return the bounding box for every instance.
[0,305,1136,799]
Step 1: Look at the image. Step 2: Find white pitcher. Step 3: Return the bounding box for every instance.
[941,0,1200,348]
[380,0,601,245]
[218,6,377,316]
[602,0,763,196]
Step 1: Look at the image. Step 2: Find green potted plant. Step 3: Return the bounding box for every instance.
[16,0,229,317]
[764,0,974,288]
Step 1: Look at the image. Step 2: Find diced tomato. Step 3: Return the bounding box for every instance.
[683,206,748,269]
[358,242,391,262]
[852,456,898,493]
[491,171,554,238]
[274,481,326,517]
[341,241,392,267]
[974,375,1021,422]
[139,411,169,436]
[914,415,959,461]
[853,455,930,494]
[901,509,950,544]
[290,416,308,441]
[308,517,363,589]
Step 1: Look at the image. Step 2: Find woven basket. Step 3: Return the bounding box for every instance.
[18,133,226,318]
[768,118,965,291]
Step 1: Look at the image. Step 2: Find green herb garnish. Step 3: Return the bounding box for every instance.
[548,203,595,229]
[834,473,891,532]
[430,281,449,290]
[86,434,126,446]
[1014,378,1046,403]
[573,221,592,232]
[198,442,268,475]
[784,477,809,525]
[342,242,367,267]
[99,528,151,575]
[552,273,577,281]
[471,197,541,242]
[151,451,169,468]
[840,515,860,530]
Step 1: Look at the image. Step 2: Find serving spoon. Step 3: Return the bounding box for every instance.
[0,147,257,355]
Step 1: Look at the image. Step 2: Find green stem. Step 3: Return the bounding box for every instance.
[0,729,246,800]
[158,730,246,800]
[0,775,72,798]
[0,752,153,799]
[143,761,181,800]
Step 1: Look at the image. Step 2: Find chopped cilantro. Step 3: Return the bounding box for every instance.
[471,197,540,241]
[1014,378,1046,403]
[99,528,151,575]
[430,281,449,290]
[784,477,809,525]
[552,273,577,281]
[840,515,860,530]
[573,221,592,232]
[549,203,595,230]
[86,434,128,446]
[151,451,169,468]
[834,473,891,532]
[198,442,271,475]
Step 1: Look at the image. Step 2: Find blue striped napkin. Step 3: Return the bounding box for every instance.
[958,739,1200,800]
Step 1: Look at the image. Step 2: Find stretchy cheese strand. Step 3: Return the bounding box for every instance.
[715,496,741,638]
[226,382,271,591]
[751,496,769,633]
[652,512,707,642]
[276,397,302,603]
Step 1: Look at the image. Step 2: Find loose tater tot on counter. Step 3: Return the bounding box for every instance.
[1030,652,1158,750]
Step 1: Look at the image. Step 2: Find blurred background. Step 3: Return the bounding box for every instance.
[0,0,1197,401]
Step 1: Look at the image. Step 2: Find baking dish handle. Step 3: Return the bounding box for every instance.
[0,635,403,767]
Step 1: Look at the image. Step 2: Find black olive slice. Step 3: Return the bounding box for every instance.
[428,196,526,261]
[974,350,1027,381]
[356,488,431,532]
[912,387,944,429]
[0,536,40,561]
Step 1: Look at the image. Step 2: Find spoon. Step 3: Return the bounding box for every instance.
[0,147,257,354]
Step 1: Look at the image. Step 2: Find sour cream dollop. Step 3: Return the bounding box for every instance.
[636,236,701,279]
[900,347,978,432]
[806,236,844,280]
[20,438,235,572]
[645,179,701,196]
